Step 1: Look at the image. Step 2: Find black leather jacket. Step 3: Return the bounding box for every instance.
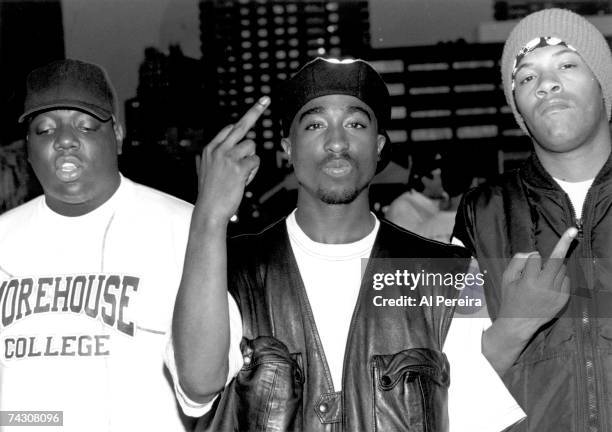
[454,153,612,432]
[199,217,470,432]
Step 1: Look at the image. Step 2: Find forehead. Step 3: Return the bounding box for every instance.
[294,94,376,120]
[517,44,581,67]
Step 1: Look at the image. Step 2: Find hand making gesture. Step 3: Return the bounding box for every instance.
[195,96,270,224]
[498,227,577,327]
[483,227,578,375]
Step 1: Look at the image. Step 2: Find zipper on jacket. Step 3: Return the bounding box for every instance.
[565,188,599,430]
[565,195,583,239]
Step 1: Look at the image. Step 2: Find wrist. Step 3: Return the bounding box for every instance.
[191,208,231,233]
[491,317,540,342]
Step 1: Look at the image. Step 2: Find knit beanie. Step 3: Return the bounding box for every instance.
[501,8,612,134]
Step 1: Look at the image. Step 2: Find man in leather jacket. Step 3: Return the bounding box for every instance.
[168,58,525,431]
[453,8,612,432]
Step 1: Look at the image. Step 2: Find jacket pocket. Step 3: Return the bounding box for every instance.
[372,348,449,432]
[197,336,304,432]
[235,336,304,432]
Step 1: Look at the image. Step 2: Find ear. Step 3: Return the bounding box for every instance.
[376,133,386,157]
[113,120,124,155]
[281,137,292,163]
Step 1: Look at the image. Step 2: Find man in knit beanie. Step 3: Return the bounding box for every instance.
[453,8,612,432]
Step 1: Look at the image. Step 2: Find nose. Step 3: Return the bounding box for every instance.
[53,125,80,151]
[535,70,562,98]
[323,124,349,154]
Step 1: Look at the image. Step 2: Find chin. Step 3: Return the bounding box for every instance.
[535,133,584,153]
[316,186,361,205]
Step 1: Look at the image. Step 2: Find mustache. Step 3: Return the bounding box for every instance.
[318,153,357,167]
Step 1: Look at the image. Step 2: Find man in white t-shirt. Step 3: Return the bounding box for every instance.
[0,59,193,431]
[453,8,612,432]
[170,57,525,431]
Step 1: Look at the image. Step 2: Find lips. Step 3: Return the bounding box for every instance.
[322,158,353,177]
[539,99,571,116]
[55,155,83,182]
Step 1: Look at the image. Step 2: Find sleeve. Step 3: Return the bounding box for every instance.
[445,313,526,431]
[452,191,478,257]
[164,293,244,417]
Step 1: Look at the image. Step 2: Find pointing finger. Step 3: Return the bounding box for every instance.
[222,96,271,149]
[543,227,578,279]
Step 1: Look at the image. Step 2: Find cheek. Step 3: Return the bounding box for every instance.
[513,91,531,117]
[26,142,52,168]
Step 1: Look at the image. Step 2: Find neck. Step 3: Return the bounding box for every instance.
[46,174,121,217]
[535,123,612,182]
[295,189,374,244]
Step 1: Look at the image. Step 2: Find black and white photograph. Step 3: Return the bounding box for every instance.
[1,1,611,431]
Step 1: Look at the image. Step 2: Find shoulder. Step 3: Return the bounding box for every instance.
[461,175,511,208]
[121,177,193,219]
[457,171,523,220]
[379,218,470,259]
[229,217,287,250]
[0,196,42,233]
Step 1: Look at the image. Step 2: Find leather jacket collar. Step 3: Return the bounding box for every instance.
[521,149,612,192]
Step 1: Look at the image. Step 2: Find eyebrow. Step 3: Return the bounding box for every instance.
[515,48,579,74]
[298,105,372,123]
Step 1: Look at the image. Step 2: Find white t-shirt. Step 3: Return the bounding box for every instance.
[553,177,594,220]
[0,176,193,432]
[167,210,525,431]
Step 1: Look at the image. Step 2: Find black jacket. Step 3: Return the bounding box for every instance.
[454,153,612,432]
[199,217,470,432]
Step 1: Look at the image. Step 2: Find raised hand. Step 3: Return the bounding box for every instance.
[498,227,577,328]
[195,96,270,224]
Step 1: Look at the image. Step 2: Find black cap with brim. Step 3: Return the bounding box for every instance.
[18,100,112,123]
[279,58,393,174]
[19,59,116,123]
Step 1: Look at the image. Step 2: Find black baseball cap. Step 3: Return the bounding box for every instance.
[278,57,393,173]
[19,59,116,123]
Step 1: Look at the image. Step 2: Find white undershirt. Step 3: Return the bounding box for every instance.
[286,210,378,388]
[553,177,594,220]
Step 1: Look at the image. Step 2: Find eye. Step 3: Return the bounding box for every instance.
[77,121,99,133]
[516,74,535,86]
[560,62,577,70]
[346,121,366,129]
[34,123,55,135]
[304,122,324,131]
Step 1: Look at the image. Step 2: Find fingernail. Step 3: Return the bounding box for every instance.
[258,96,270,106]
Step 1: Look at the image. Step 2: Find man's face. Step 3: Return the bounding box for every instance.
[27,109,122,216]
[513,44,607,153]
[282,94,385,205]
